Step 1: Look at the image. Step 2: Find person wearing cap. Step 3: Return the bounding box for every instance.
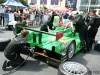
[2,30,34,71]
[88,9,100,49]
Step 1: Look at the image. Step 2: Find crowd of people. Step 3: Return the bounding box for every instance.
[0,4,71,27]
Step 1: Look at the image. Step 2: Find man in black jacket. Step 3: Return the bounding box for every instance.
[2,30,34,71]
[69,15,90,53]
[48,12,57,30]
[40,12,57,32]
[88,10,100,49]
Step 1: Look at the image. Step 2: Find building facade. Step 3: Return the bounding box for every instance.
[28,0,66,9]
[28,0,77,10]
[77,0,100,11]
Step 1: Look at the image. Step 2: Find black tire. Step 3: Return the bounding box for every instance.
[58,61,92,75]
[94,41,100,51]
[67,41,76,60]
[0,38,11,51]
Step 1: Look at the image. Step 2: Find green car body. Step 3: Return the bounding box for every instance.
[16,25,82,66]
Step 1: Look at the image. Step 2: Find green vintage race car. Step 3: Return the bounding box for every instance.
[15,24,82,66]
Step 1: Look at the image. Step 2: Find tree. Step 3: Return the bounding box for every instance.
[0,0,6,4]
[15,0,28,6]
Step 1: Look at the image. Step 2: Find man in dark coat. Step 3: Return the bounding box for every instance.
[69,15,90,53]
[40,12,57,32]
[48,12,57,30]
[88,10,100,48]
[2,30,34,71]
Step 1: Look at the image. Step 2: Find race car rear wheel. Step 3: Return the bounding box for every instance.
[67,41,75,60]
[0,38,11,51]
[58,61,91,75]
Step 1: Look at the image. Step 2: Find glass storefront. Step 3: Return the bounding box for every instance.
[79,0,100,11]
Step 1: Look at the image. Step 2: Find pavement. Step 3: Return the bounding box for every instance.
[0,26,100,75]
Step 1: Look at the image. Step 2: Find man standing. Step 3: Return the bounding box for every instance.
[0,5,5,26]
[63,12,69,26]
[40,10,44,25]
[35,10,40,25]
[69,15,90,53]
[88,10,100,49]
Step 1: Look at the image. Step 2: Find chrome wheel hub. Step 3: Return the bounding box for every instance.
[63,62,87,75]
[68,43,75,58]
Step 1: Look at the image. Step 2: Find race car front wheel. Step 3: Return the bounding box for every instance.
[58,61,91,75]
[67,41,75,60]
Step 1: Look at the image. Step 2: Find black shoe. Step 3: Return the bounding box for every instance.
[2,60,7,71]
[81,48,87,53]
[87,48,91,52]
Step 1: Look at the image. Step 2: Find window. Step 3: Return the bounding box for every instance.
[51,0,58,5]
[81,0,98,5]
[31,0,37,4]
[80,0,88,5]
[98,0,100,4]
[40,0,47,4]
[91,0,97,5]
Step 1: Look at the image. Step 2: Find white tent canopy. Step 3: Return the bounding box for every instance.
[3,0,26,7]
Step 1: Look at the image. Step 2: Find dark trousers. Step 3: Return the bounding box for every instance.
[88,27,98,48]
[48,23,53,30]
[40,16,43,25]
[40,25,48,32]
[35,16,39,25]
[0,13,4,26]
[15,16,20,21]
[5,53,24,67]
[79,26,90,51]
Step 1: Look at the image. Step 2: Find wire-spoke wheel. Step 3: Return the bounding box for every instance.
[67,41,75,60]
[58,61,92,75]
